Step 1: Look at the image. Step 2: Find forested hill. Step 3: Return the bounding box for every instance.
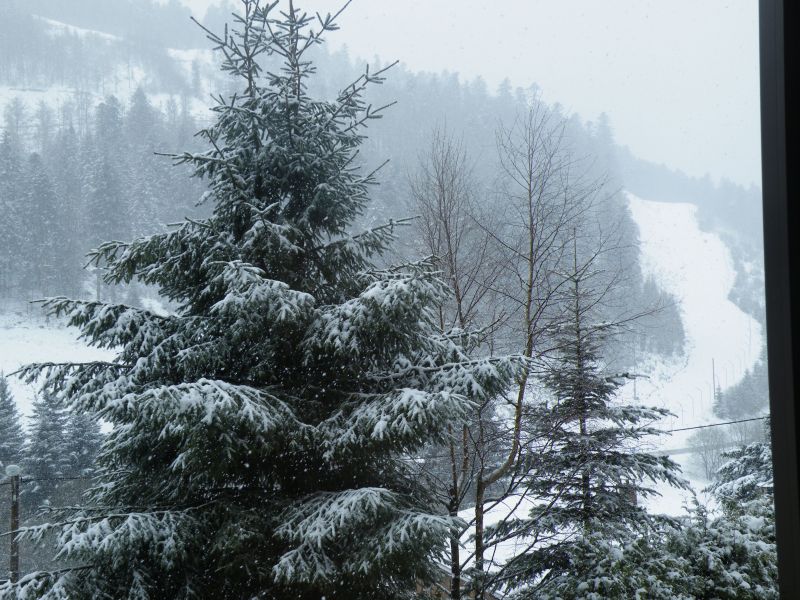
[0,0,763,364]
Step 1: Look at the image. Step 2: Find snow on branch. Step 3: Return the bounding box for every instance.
[208,260,315,322]
[319,388,471,461]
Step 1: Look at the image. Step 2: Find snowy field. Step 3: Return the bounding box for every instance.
[0,306,110,423]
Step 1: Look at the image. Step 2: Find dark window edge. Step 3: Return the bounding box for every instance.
[760,0,799,596]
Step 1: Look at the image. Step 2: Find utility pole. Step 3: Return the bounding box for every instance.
[633,343,638,401]
[6,465,21,585]
[712,358,716,401]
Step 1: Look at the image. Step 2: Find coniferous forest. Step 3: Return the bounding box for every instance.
[0,1,774,598]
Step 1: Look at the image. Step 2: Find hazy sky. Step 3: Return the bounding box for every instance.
[177,0,761,188]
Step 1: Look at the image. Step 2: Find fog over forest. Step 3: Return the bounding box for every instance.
[0,2,773,598]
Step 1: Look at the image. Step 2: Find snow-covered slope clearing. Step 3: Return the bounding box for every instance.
[0,16,214,128]
[625,193,762,437]
[624,192,763,513]
[0,309,110,422]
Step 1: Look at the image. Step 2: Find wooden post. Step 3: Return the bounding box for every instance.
[6,465,21,585]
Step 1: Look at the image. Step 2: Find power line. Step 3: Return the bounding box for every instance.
[664,415,769,434]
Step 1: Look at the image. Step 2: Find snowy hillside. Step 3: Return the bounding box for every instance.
[0,14,216,130]
[456,192,766,570]
[0,308,110,422]
[624,193,762,433]
[624,192,764,517]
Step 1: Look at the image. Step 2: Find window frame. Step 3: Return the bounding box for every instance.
[760,0,798,596]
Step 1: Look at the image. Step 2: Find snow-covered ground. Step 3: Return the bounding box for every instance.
[35,15,121,42]
[0,306,110,425]
[623,192,763,514]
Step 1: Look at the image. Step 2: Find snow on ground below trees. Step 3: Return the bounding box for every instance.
[622,192,763,514]
[0,305,111,425]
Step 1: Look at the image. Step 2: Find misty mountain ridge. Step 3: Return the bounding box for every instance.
[0,0,763,367]
[1,2,763,230]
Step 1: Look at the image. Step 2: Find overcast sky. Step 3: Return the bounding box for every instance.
[177,0,761,188]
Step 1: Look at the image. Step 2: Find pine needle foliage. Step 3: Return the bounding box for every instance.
[0,374,25,470]
[490,241,687,598]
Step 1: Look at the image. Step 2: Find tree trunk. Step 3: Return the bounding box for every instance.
[450,503,462,600]
[474,477,486,600]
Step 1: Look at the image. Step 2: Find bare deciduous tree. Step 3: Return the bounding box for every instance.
[468,101,606,599]
[409,103,620,600]
[408,127,505,600]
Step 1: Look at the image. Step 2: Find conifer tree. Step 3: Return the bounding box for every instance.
[23,153,62,297]
[83,97,130,246]
[6,2,515,598]
[0,374,25,470]
[0,130,24,296]
[660,435,778,600]
[48,125,84,297]
[65,411,103,477]
[23,393,72,506]
[707,423,774,518]
[125,90,169,235]
[489,239,686,598]
[81,144,129,251]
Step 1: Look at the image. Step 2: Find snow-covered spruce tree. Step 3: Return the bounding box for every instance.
[4,2,515,598]
[503,528,693,600]
[64,411,103,477]
[708,425,773,515]
[526,431,779,600]
[22,393,72,507]
[0,126,25,297]
[489,239,686,599]
[23,153,62,298]
[0,374,25,470]
[663,427,777,599]
[661,493,777,599]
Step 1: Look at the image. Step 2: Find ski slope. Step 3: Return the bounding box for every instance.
[624,193,764,515]
[624,192,762,433]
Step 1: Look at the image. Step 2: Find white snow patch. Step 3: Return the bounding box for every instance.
[167,48,214,68]
[622,192,763,514]
[0,307,111,424]
[34,15,121,42]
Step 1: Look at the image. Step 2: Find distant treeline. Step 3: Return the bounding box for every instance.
[618,145,762,241]
[0,89,206,301]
